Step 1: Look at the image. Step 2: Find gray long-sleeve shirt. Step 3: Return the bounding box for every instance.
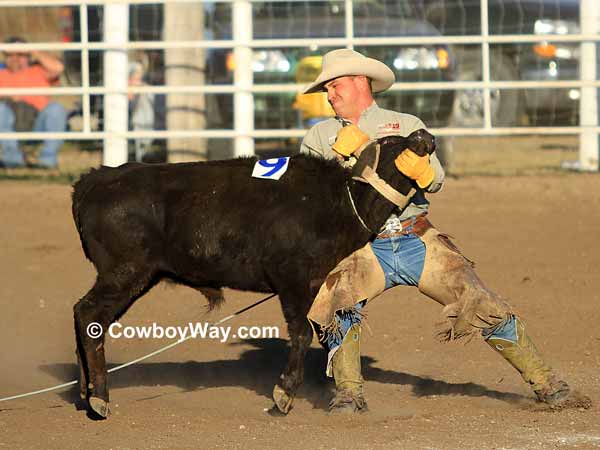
[300,102,444,227]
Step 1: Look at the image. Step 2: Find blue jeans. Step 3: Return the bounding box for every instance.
[370,233,426,290]
[0,101,67,168]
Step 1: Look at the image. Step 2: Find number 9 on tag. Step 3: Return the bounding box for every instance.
[252,157,290,180]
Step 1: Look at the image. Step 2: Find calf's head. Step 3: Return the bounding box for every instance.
[351,128,436,198]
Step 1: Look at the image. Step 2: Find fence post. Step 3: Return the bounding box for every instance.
[233,0,254,157]
[480,0,492,130]
[345,0,354,49]
[164,2,206,162]
[79,4,91,134]
[102,2,129,167]
[579,0,599,171]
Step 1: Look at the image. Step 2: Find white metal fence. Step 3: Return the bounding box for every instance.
[0,0,598,170]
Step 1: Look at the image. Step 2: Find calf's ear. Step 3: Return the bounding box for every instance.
[378,135,406,150]
[378,138,409,162]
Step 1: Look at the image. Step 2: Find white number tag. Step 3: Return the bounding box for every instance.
[251,157,290,180]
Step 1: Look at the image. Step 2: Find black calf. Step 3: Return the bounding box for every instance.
[72,129,435,418]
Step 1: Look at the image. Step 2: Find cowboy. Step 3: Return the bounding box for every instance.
[297,49,591,414]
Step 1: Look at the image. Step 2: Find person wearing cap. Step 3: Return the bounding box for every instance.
[292,49,590,415]
[0,36,67,169]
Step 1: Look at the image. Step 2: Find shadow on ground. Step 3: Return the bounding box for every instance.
[41,338,528,411]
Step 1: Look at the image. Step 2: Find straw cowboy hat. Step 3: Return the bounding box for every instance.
[303,48,395,94]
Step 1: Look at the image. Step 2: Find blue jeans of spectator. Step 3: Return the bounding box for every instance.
[325,232,426,352]
[0,101,67,167]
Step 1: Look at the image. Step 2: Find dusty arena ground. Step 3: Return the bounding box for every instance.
[1,171,600,450]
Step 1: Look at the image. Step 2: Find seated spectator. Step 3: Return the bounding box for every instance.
[0,36,67,169]
[128,60,155,162]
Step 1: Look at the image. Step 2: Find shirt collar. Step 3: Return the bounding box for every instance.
[335,101,380,126]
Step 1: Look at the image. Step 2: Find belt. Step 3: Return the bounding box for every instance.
[376,213,431,239]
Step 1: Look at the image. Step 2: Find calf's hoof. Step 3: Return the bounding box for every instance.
[272,384,293,414]
[89,396,110,419]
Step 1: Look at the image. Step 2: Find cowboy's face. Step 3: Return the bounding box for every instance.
[4,51,29,72]
[324,76,368,120]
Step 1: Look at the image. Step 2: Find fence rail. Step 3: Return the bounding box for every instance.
[0,0,598,170]
[4,79,600,97]
[2,33,600,52]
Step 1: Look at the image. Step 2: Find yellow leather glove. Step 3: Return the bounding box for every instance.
[394,149,435,188]
[332,124,370,157]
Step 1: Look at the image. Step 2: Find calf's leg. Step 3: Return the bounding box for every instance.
[75,343,87,401]
[272,292,314,414]
[74,267,155,418]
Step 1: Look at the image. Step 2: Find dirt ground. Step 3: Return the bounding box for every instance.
[1,173,600,450]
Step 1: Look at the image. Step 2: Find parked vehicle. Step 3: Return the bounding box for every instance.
[423,0,582,126]
[188,0,457,156]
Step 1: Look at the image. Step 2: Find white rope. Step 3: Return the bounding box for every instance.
[0,293,276,404]
[345,183,372,234]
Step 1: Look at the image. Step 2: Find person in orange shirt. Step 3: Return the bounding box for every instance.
[0,36,67,168]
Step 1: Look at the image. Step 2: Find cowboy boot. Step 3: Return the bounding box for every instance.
[329,324,367,413]
[484,315,591,409]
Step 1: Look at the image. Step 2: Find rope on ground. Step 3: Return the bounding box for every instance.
[0,293,277,403]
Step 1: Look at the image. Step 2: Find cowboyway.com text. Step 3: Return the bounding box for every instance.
[86,321,279,342]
